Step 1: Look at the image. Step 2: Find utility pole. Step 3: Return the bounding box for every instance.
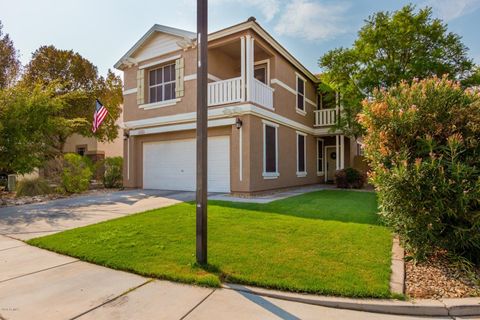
[196,0,208,265]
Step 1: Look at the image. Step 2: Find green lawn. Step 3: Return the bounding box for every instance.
[28,190,393,298]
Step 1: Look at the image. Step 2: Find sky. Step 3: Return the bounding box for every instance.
[2,0,480,77]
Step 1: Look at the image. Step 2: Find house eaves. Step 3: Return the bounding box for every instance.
[115,18,319,84]
[114,24,196,70]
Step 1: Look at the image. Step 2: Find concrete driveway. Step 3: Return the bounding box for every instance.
[0,189,195,240]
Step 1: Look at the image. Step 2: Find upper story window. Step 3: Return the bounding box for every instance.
[149,63,176,103]
[296,75,305,114]
[254,63,268,84]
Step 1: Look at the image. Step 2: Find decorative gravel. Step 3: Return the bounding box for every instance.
[406,251,480,299]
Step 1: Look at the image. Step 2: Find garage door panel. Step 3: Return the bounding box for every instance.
[143,136,230,192]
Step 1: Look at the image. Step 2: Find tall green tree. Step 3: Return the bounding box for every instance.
[22,45,123,153]
[319,5,475,139]
[0,21,20,89]
[0,83,76,174]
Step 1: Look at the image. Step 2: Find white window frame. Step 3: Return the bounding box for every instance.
[316,138,324,175]
[295,73,306,116]
[254,59,270,85]
[148,63,176,104]
[296,131,307,177]
[262,120,279,179]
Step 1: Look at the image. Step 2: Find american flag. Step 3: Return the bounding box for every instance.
[92,99,108,133]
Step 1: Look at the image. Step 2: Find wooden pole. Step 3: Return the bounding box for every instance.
[196,0,208,265]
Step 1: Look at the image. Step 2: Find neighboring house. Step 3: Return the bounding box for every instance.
[115,18,362,194]
[62,106,124,161]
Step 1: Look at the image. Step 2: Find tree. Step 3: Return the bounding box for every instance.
[462,65,480,88]
[319,5,475,138]
[0,83,78,174]
[22,45,123,153]
[0,21,20,89]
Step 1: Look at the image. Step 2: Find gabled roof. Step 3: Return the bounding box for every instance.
[115,18,319,83]
[114,24,196,69]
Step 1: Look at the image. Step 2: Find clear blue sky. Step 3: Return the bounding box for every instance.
[2,0,480,77]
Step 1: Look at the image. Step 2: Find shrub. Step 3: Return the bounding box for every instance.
[359,76,480,264]
[335,168,366,189]
[61,153,93,193]
[102,157,123,188]
[16,178,52,197]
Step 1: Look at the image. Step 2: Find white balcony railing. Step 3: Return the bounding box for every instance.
[207,77,242,107]
[251,78,274,110]
[314,108,338,127]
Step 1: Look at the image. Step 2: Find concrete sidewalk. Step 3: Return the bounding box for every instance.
[0,235,457,320]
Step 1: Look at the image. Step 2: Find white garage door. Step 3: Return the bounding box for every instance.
[143,136,230,192]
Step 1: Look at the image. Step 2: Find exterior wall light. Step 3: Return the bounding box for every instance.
[235,117,243,129]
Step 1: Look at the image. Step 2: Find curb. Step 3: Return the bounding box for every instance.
[390,236,405,295]
[222,283,480,317]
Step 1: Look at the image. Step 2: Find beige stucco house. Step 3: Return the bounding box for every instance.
[63,106,124,161]
[115,18,362,194]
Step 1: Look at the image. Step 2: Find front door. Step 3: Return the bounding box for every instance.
[326,147,337,181]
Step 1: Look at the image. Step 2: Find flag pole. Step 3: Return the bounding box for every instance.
[196,0,208,265]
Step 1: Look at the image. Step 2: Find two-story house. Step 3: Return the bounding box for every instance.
[115,17,362,194]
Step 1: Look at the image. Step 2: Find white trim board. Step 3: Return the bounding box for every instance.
[124,103,341,136]
[184,73,223,82]
[123,88,137,95]
[271,79,296,95]
[130,118,235,136]
[138,54,181,70]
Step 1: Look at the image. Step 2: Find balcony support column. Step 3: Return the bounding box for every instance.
[240,36,246,102]
[245,34,252,102]
[245,35,255,102]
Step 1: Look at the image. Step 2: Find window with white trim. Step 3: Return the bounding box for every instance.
[263,122,279,178]
[149,63,176,103]
[254,64,267,84]
[296,132,307,176]
[317,139,324,174]
[296,75,305,112]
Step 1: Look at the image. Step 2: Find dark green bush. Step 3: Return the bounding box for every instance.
[102,157,123,188]
[335,168,366,189]
[360,76,480,264]
[61,153,93,193]
[16,178,52,197]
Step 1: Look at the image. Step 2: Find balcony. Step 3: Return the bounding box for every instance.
[208,77,242,107]
[206,34,274,110]
[251,78,274,110]
[314,108,340,127]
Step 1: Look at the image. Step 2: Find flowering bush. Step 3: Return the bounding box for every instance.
[359,76,480,263]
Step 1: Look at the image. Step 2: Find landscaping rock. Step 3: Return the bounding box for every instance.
[406,251,480,299]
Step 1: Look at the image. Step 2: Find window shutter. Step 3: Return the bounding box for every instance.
[136,69,145,105]
[175,57,185,98]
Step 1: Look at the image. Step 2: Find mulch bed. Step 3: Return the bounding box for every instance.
[406,251,480,299]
